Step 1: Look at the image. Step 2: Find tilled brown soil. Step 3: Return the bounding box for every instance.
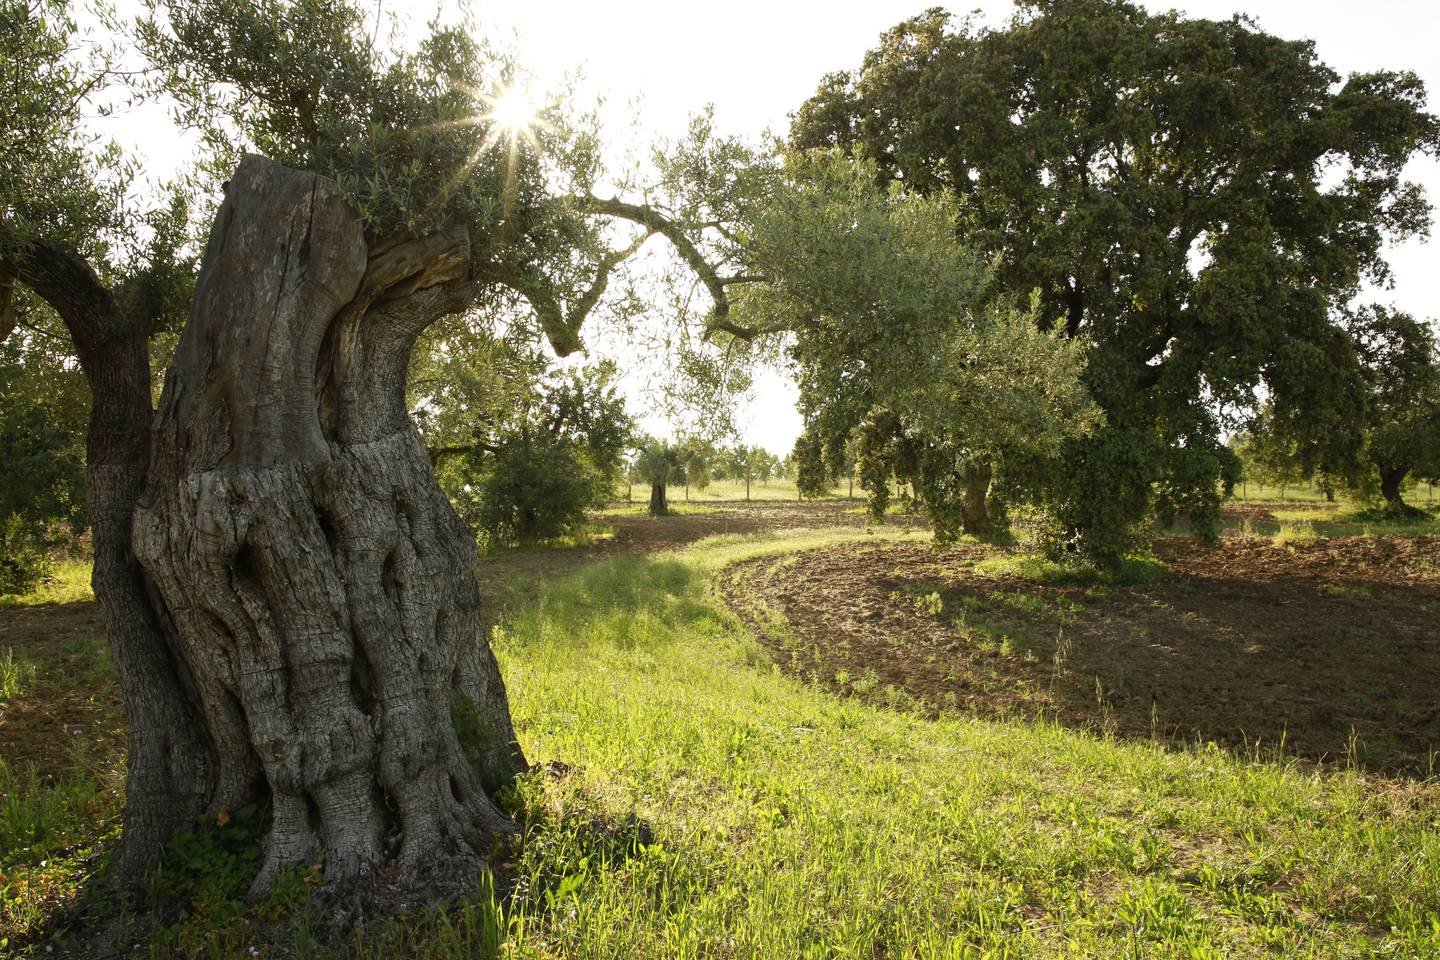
[722,535,1440,775]
[0,501,879,781]
[0,601,123,782]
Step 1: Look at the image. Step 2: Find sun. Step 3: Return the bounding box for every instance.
[480,84,543,151]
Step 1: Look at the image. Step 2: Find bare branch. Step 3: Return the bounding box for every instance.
[583,195,735,320]
[495,228,654,357]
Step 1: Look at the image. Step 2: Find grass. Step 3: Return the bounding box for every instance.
[0,648,38,700]
[1226,502,1440,540]
[972,551,1168,587]
[0,560,93,608]
[5,532,1440,956]
[492,533,1440,957]
[594,501,721,518]
[1272,520,1319,546]
[478,524,617,556]
[1229,479,1438,505]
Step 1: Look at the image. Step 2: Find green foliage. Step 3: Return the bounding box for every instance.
[0,0,128,262]
[424,346,632,548]
[2,1,201,315]
[145,804,330,955]
[733,151,1099,541]
[137,0,619,343]
[149,805,266,915]
[792,0,1440,562]
[1345,307,1440,508]
[791,430,831,498]
[0,356,85,595]
[465,433,606,546]
[1232,408,1313,495]
[1235,310,1440,513]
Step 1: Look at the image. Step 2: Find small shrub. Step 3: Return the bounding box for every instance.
[1272,521,1317,546]
[974,552,1166,587]
[0,516,52,598]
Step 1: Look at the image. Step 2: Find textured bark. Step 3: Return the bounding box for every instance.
[649,481,668,515]
[960,462,993,536]
[1379,466,1409,509]
[130,156,523,911]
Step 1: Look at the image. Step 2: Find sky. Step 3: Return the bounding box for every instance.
[91,1,1440,455]
[461,0,1440,455]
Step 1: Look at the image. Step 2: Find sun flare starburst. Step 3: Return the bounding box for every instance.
[479,84,545,153]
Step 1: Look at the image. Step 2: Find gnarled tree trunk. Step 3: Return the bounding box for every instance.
[129,156,523,911]
[649,480,668,515]
[960,462,993,536]
[1379,466,1409,510]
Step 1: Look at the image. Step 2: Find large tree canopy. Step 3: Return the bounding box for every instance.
[791,0,1439,558]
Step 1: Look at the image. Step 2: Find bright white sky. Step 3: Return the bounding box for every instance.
[93,1,1440,455]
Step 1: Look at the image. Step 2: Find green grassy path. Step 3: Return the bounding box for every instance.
[490,531,1440,958]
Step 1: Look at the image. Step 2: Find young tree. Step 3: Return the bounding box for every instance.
[721,444,753,500]
[1232,410,1311,503]
[634,438,687,515]
[424,351,632,546]
[678,437,715,501]
[792,0,1438,558]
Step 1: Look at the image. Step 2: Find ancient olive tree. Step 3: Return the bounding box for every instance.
[792,0,1439,559]
[3,0,758,911]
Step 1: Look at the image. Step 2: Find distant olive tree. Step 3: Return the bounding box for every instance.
[1346,307,1440,511]
[738,153,1099,542]
[633,439,688,515]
